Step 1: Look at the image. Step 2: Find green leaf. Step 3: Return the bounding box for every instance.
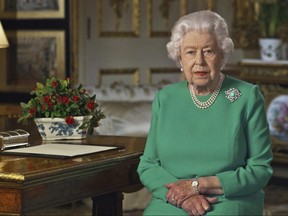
[45,112,50,118]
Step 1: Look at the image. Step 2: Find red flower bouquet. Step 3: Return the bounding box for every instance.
[18,77,105,135]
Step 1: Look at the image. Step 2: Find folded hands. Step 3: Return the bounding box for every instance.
[165,179,218,216]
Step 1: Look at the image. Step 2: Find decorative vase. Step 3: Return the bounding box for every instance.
[267,95,288,142]
[259,38,282,61]
[34,116,90,140]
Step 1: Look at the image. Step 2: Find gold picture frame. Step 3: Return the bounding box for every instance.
[148,67,182,85]
[0,0,65,19]
[0,30,65,92]
[97,69,140,86]
[97,0,140,37]
[147,0,187,37]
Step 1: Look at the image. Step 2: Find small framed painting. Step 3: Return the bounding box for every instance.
[0,30,66,92]
[0,0,65,19]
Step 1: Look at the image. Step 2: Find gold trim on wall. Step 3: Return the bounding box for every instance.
[148,0,187,37]
[0,30,65,92]
[97,0,140,37]
[148,67,181,84]
[0,0,65,19]
[207,0,214,10]
[97,69,140,86]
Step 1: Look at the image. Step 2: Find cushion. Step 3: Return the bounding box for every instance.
[94,101,152,136]
[85,85,158,102]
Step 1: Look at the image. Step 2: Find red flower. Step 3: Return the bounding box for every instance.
[29,107,36,115]
[48,101,54,108]
[72,95,79,102]
[87,101,94,111]
[51,81,58,88]
[41,105,47,111]
[65,116,75,125]
[61,96,69,104]
[43,95,50,103]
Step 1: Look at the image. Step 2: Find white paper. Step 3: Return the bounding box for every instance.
[4,144,118,157]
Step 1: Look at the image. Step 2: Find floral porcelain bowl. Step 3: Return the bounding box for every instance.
[18,77,105,138]
[34,116,91,140]
[267,95,288,142]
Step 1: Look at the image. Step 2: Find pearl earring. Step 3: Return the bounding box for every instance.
[181,68,183,72]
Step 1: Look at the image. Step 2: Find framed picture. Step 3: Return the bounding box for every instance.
[0,30,65,92]
[97,0,140,37]
[0,0,65,19]
[148,67,182,85]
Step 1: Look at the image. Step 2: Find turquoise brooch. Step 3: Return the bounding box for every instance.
[225,88,241,102]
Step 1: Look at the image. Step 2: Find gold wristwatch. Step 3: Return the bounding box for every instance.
[191,178,200,194]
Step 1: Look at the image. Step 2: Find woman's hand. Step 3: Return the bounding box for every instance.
[165,180,195,207]
[165,177,223,207]
[181,195,218,216]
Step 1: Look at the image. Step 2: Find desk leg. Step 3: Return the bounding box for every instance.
[92,192,123,216]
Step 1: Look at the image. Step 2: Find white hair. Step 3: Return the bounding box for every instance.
[166,10,234,67]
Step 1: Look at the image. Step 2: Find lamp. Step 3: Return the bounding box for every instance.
[0,21,9,48]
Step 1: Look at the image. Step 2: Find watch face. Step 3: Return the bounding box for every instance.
[192,180,198,186]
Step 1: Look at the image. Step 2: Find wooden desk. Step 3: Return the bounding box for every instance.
[0,117,146,216]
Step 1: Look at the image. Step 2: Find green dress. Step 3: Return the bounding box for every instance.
[137,75,273,215]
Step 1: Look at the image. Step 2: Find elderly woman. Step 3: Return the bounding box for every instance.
[137,10,273,215]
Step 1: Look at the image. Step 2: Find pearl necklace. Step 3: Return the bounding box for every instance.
[189,74,224,109]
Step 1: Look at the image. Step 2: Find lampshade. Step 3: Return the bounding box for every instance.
[0,21,9,48]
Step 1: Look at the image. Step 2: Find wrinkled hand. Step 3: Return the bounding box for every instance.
[181,195,217,216]
[165,180,195,207]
